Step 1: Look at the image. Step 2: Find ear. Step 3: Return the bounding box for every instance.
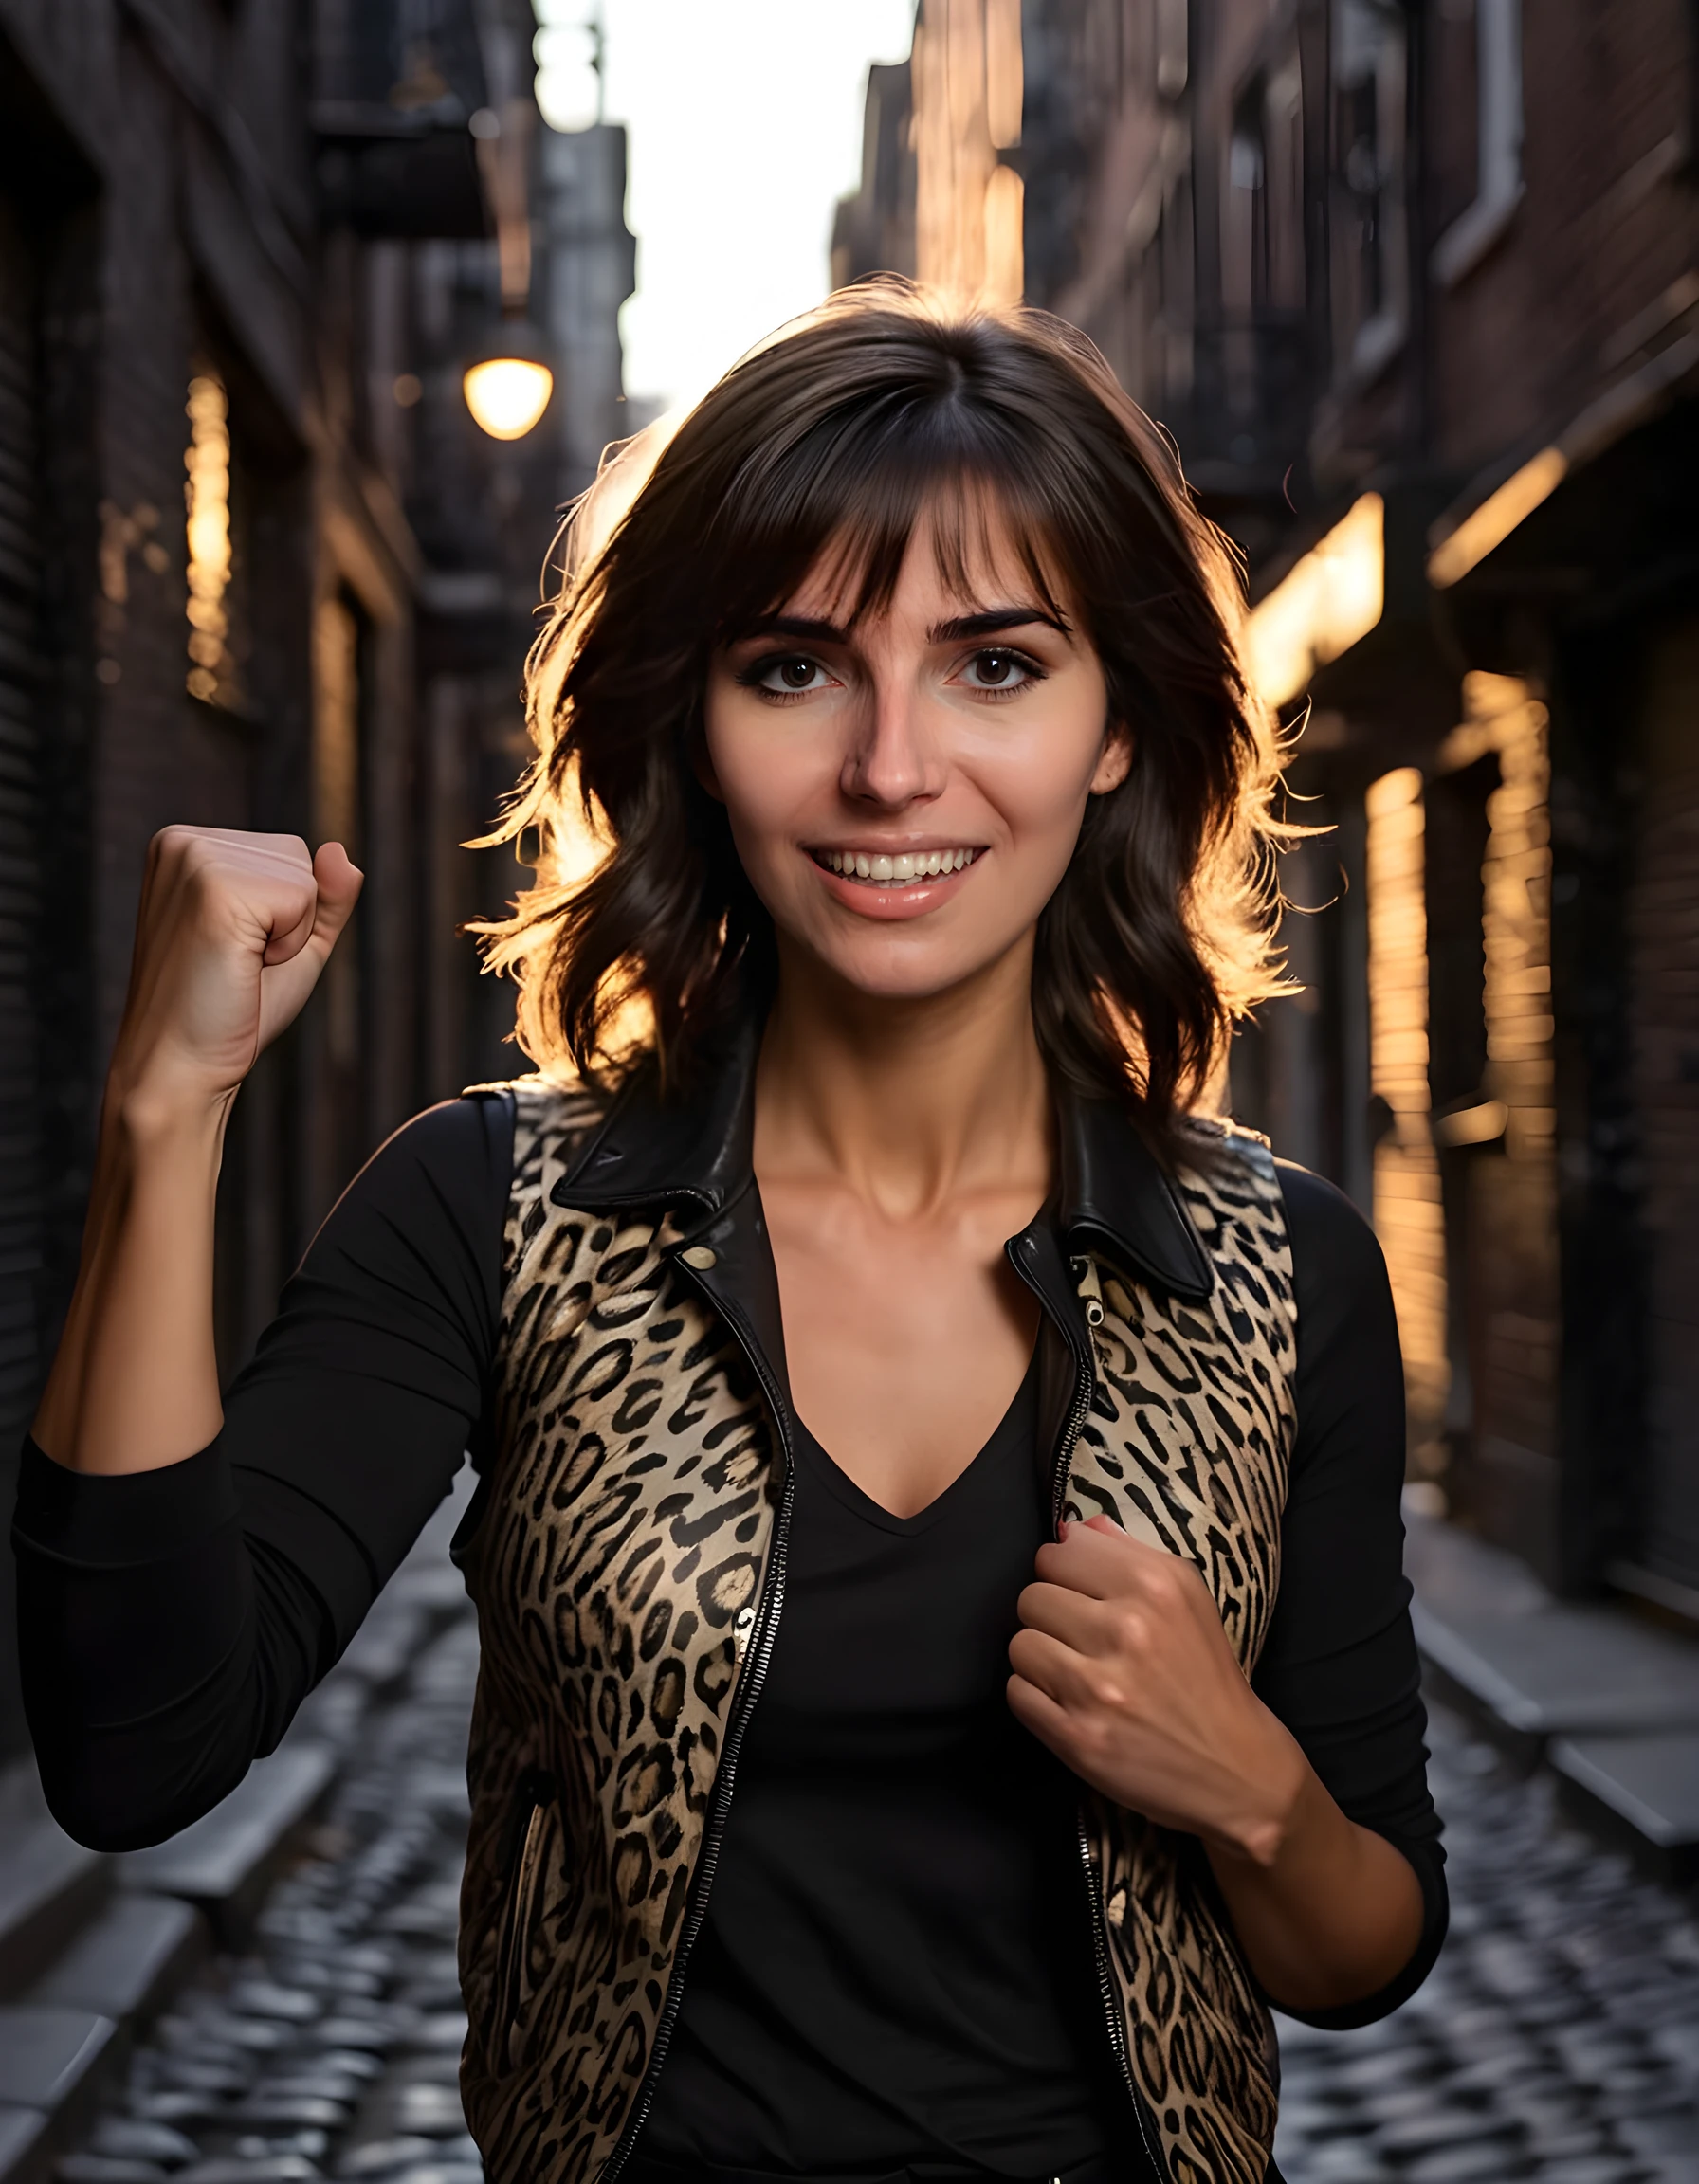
[1089,721,1132,796]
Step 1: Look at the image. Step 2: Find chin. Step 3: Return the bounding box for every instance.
[808,928,1022,1006]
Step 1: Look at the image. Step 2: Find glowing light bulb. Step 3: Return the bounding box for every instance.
[463,356,554,441]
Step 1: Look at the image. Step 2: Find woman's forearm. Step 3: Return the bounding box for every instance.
[1009,1517,1429,2015]
[31,828,359,1476]
[32,1092,228,1475]
[1205,1758,1425,2013]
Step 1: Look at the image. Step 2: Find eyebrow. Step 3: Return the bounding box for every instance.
[737,614,850,646]
[733,603,1071,647]
[929,606,1071,643]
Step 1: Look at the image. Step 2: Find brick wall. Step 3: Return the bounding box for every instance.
[1628,617,1699,1596]
[1365,766,1451,1474]
[1430,0,1696,479]
[1441,675,1562,1576]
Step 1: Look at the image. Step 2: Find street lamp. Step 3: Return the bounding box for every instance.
[464,102,554,442]
[464,315,554,441]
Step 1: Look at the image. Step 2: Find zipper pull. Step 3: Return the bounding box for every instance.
[1071,1251,1105,1328]
[733,1605,756,1667]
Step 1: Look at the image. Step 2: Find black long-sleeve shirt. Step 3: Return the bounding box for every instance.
[13,1097,1445,2094]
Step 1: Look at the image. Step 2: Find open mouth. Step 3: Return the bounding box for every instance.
[812,846,982,888]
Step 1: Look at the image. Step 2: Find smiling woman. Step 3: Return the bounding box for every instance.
[20,280,1443,2184]
[481,282,1287,1143]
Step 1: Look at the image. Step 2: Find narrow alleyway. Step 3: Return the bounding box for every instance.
[58,1555,1699,2184]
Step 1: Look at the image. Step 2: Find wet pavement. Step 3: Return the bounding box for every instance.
[57,1589,1699,2184]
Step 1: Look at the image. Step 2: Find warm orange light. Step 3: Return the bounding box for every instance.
[982,165,1024,304]
[1428,448,1567,588]
[463,356,554,441]
[1433,1099,1507,1148]
[1364,765,1450,1475]
[985,0,1023,149]
[184,373,234,703]
[1244,492,1384,709]
[913,0,1024,306]
[1465,674,1555,1159]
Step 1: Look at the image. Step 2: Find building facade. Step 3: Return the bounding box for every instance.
[839,0,1699,1611]
[0,0,634,1759]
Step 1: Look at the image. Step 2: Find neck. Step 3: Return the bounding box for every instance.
[753,935,1052,1218]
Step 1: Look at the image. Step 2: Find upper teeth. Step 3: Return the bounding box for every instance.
[822,848,977,881]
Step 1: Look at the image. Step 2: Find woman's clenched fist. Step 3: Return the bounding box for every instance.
[1007,1514,1307,1866]
[110,827,362,1128]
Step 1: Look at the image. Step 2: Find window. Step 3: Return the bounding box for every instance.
[1331,0,1409,385]
[1230,91,1270,315]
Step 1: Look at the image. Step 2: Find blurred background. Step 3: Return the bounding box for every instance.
[0,5,1697,2183]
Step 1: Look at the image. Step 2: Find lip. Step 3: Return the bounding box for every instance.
[804,844,984,922]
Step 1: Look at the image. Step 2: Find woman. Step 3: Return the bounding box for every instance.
[18,287,1443,2184]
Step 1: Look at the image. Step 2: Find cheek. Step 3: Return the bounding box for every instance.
[978,710,1108,850]
[702,693,829,871]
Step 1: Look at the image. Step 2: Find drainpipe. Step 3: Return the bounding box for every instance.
[1431,0,1523,286]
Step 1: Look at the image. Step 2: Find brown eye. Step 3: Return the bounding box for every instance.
[755,656,828,695]
[961,648,1037,692]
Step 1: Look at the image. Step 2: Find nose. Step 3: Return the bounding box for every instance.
[841,672,945,810]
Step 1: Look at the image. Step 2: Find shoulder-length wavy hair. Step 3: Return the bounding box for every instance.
[477,280,1288,1138]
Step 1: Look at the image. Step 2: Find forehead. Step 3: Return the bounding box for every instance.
[780,486,1069,632]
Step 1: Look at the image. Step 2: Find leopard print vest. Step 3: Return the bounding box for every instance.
[456,1081,1298,2184]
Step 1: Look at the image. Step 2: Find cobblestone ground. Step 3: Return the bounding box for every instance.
[59,1592,1699,2184]
[1273,1701,1699,2184]
[60,1576,485,2184]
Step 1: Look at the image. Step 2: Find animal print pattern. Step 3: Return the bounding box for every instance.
[457,1087,1296,2184]
[1071,1125,1298,2184]
[458,1082,785,2184]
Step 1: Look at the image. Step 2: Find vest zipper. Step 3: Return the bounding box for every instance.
[496,1789,551,2071]
[598,1269,795,2183]
[604,1234,1167,2181]
[1011,1242,1173,2184]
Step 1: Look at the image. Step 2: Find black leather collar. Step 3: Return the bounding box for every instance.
[564,1013,764,1220]
[1054,1076,1214,1300]
[559,1011,1213,1301]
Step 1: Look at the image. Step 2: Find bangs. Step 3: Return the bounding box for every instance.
[698,394,1082,643]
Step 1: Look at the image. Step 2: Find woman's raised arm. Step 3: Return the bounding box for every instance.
[17,1079,508,1849]
[33,826,361,1475]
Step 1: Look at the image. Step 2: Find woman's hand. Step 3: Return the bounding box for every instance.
[1008,1514,1305,1864]
[1008,1513,1425,2012]
[33,828,360,1474]
[111,827,362,1129]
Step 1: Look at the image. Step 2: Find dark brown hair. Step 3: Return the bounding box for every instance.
[478,280,1288,1134]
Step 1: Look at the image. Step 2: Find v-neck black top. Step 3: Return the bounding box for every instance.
[639,1354,1132,2176]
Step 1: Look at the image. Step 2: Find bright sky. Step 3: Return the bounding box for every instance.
[534,0,918,410]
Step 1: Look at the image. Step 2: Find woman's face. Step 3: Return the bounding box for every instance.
[702,499,1126,1005]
